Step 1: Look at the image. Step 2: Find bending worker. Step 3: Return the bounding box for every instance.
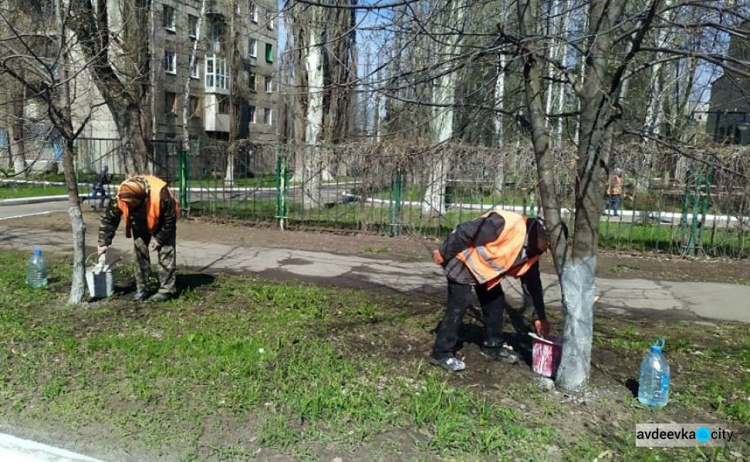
[430,209,555,372]
[97,175,179,302]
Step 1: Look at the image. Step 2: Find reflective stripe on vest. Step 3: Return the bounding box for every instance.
[455,209,537,288]
[117,175,177,238]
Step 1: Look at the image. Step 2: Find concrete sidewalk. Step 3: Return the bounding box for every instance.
[1,225,748,323]
[0,432,102,462]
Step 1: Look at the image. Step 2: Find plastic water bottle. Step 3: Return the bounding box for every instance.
[26,249,49,288]
[638,338,670,407]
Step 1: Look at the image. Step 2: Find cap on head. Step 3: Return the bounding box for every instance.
[117,178,146,207]
[526,218,549,256]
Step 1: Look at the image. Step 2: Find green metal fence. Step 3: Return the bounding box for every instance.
[73,138,749,258]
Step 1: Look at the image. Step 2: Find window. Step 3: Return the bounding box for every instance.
[163,6,176,31]
[218,96,229,114]
[164,51,176,74]
[189,96,201,118]
[264,76,273,93]
[266,12,274,30]
[265,43,273,63]
[205,55,229,90]
[164,92,177,114]
[247,72,257,91]
[264,108,272,125]
[249,1,258,23]
[190,58,200,79]
[249,105,256,124]
[188,15,198,39]
[248,38,257,58]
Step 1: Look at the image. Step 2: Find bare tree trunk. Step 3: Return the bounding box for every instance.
[555,0,571,146]
[182,0,207,154]
[494,53,507,194]
[10,91,27,175]
[422,1,466,215]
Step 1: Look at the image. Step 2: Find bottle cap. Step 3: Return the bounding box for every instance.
[650,338,665,353]
[34,249,42,256]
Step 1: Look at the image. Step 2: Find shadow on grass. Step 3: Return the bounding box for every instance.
[176,272,216,296]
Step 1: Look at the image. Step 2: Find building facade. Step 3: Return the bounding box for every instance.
[707,20,750,145]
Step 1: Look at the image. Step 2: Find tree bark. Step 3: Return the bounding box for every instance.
[72,0,151,175]
[422,1,465,216]
[57,0,86,304]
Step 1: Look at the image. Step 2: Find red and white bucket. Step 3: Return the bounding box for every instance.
[529,333,563,378]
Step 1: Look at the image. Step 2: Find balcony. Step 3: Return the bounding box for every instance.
[203,94,230,133]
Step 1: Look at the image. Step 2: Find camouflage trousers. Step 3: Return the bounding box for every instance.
[133,234,176,295]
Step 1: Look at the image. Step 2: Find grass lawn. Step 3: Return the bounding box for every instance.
[0,184,70,199]
[0,250,747,461]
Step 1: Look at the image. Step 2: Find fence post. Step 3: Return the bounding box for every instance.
[276,144,288,230]
[390,168,403,236]
[178,149,190,212]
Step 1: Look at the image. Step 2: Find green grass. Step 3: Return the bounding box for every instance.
[0,184,70,199]
[1,249,748,460]
[598,220,750,257]
[188,197,750,256]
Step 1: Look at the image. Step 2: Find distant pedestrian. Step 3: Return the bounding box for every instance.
[605,168,623,217]
[429,209,558,373]
[90,165,110,209]
[97,175,179,302]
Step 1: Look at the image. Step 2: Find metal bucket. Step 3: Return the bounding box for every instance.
[85,254,119,299]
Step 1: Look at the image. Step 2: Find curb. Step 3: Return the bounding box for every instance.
[0,196,70,206]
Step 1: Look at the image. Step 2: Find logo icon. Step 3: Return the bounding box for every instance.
[696,426,710,442]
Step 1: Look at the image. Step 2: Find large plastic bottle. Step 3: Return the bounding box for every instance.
[26,249,49,288]
[638,338,670,407]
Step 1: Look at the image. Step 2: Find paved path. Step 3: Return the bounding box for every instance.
[1,224,748,323]
[0,432,102,462]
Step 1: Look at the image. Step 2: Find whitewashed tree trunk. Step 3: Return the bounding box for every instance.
[56,0,86,304]
[422,2,465,215]
[303,13,325,209]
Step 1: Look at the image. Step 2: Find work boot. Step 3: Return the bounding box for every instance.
[132,290,150,302]
[480,346,520,364]
[148,292,173,302]
[428,356,466,372]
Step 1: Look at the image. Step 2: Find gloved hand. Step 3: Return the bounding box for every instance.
[433,249,445,266]
[534,319,550,337]
[97,245,108,255]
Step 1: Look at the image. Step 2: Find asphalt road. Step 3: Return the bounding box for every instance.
[0,201,71,221]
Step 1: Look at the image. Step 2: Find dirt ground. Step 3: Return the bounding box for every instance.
[8,209,750,285]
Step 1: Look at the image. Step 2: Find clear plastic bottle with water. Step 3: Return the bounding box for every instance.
[26,249,49,288]
[638,338,670,407]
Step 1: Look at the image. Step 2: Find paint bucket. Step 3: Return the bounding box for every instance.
[529,333,563,378]
[85,253,118,299]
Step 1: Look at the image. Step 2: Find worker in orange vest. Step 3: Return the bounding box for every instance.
[97,175,179,302]
[430,209,559,372]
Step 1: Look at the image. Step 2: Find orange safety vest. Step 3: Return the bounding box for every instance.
[455,210,539,289]
[117,175,179,238]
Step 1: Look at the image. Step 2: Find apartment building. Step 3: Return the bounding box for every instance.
[156,0,279,144]
[707,20,750,145]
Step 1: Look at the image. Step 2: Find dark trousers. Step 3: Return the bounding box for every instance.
[432,278,505,360]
